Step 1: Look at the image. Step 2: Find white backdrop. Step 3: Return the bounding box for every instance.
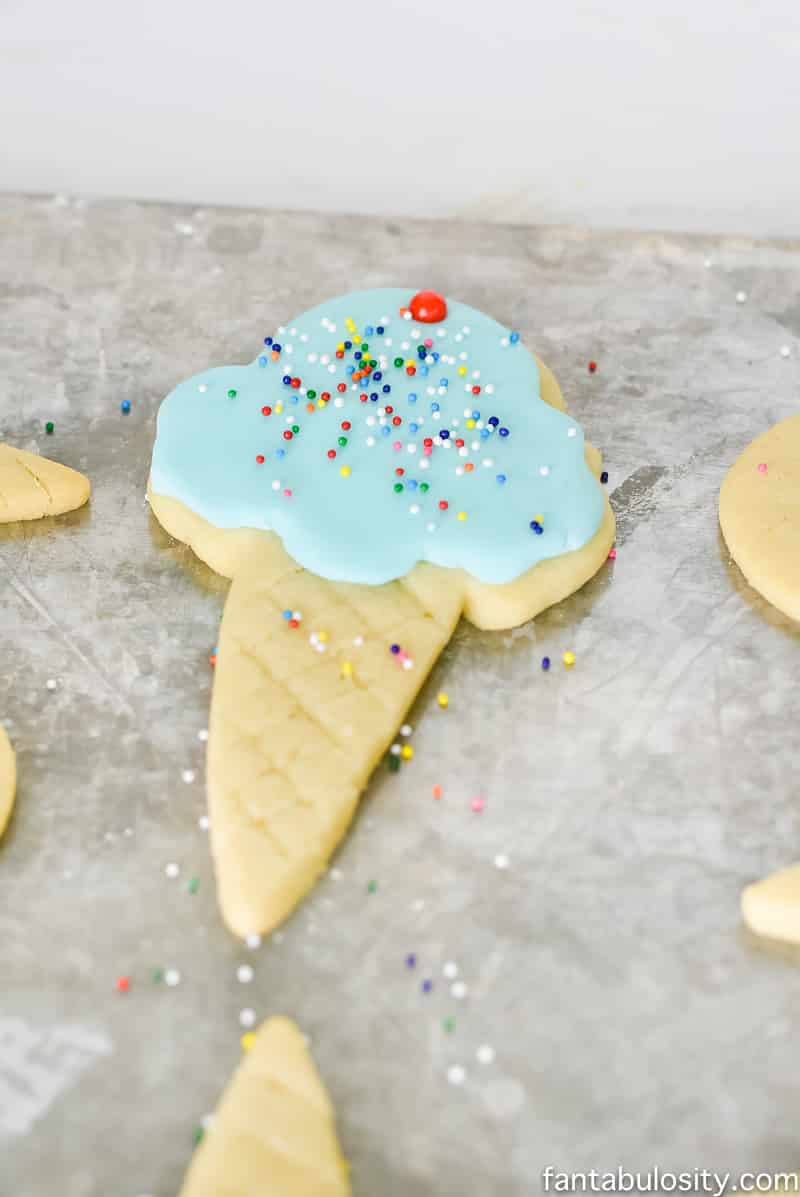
[3,0,800,236]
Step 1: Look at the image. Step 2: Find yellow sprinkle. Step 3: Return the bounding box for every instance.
[337,342,344,352]
[458,366,467,376]
[317,398,326,408]
[563,650,576,668]
[345,317,357,332]
[275,402,283,414]
[240,1032,256,1052]
[406,359,415,368]
[340,465,351,478]
[317,630,328,643]
[437,692,449,709]
[466,419,476,429]
[401,745,414,760]
[457,511,467,521]
[340,660,353,678]
[535,514,543,523]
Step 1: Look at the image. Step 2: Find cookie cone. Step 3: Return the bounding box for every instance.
[207,535,462,938]
[0,443,90,522]
[0,725,15,840]
[179,1017,350,1197]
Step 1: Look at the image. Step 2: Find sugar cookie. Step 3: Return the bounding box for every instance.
[719,413,800,621]
[0,442,90,522]
[179,1016,350,1197]
[0,725,15,840]
[150,289,615,936]
[742,863,800,946]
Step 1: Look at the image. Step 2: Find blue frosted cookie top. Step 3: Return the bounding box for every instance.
[151,288,604,585]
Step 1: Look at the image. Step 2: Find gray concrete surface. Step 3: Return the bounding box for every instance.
[1,195,799,1197]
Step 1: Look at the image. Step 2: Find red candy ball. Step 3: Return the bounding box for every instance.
[408,290,447,323]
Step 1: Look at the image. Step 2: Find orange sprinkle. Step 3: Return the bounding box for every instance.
[306,402,315,412]
[464,462,474,473]
[432,785,443,800]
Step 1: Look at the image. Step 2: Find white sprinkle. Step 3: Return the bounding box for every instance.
[402,658,414,670]
[307,352,318,363]
[181,769,196,784]
[454,334,463,343]
[736,290,747,304]
[409,504,420,514]
[366,436,376,447]
[300,333,309,343]
[419,458,430,470]
[165,862,180,879]
[403,310,412,320]
[237,964,254,984]
[436,329,446,338]
[198,728,209,741]
[353,636,364,647]
[451,981,468,1000]
[426,521,436,532]
[390,743,402,756]
[46,678,57,692]
[277,326,286,334]
[447,1065,466,1086]
[327,364,336,374]
[476,1045,496,1065]
[244,933,262,949]
[334,396,344,408]
[500,337,509,347]
[484,384,495,395]
[329,867,343,881]
[443,961,459,979]
[123,827,133,837]
[459,352,468,361]
[411,329,420,339]
[412,898,425,911]
[197,383,207,393]
[703,257,713,268]
[164,968,181,987]
[284,345,293,355]
[271,480,280,491]
[483,458,494,468]
[239,1008,256,1028]
[462,326,471,335]
[494,853,509,869]
[400,724,413,737]
[471,369,481,379]
[200,1113,215,1131]
[407,443,417,455]
[455,467,464,476]
[540,465,550,477]
[174,221,193,236]
[780,345,791,357]
[198,815,210,832]
[567,427,577,437]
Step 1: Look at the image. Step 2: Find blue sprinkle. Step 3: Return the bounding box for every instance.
[282,609,292,620]
[370,392,379,402]
[496,474,507,484]
[272,343,281,353]
[421,979,433,994]
[601,471,609,484]
[419,365,429,376]
[407,479,418,491]
[354,351,362,361]
[263,336,273,346]
[390,643,401,654]
[121,399,131,414]
[376,325,385,335]
[510,331,520,344]
[290,395,299,404]
[409,422,419,433]
[405,953,416,968]
[488,416,499,427]
[276,448,285,459]
[432,352,440,362]
[499,427,510,438]
[282,374,292,385]
[439,429,450,440]
[257,355,268,367]
[417,346,427,359]
[381,426,391,436]
[530,520,543,535]
[440,378,449,387]
[541,656,551,671]
[346,365,355,375]
[365,325,374,336]
[472,410,480,420]
[382,384,391,394]
[408,392,418,404]
[344,340,352,349]
[431,402,440,412]
[480,428,490,439]
[373,371,383,381]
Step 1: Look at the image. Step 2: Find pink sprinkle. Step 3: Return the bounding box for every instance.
[470,797,485,813]
[393,440,402,451]
[423,446,432,456]
[424,338,433,348]
[608,547,617,560]
[757,462,768,474]
[283,488,292,497]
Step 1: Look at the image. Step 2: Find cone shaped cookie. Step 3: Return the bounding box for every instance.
[0,443,90,522]
[742,863,800,947]
[0,725,15,840]
[179,1017,350,1197]
[150,289,615,937]
[719,413,800,621]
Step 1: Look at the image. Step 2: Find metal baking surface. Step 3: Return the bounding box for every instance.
[1,195,799,1197]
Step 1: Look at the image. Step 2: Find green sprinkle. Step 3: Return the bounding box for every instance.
[291,424,300,434]
[369,359,377,369]
[192,1126,205,1147]
[360,343,369,352]
[337,436,347,447]
[227,389,237,399]
[388,755,400,773]
[393,483,403,493]
[393,357,403,367]
[367,880,378,894]
[307,389,316,399]
[419,482,429,493]
[45,421,54,434]
[152,968,164,984]
[187,877,199,894]
[443,1017,456,1033]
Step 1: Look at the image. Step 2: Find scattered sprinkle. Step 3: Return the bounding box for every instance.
[736,291,747,304]
[437,692,449,709]
[757,462,768,474]
[476,1045,496,1064]
[447,1065,466,1086]
[240,1032,256,1052]
[494,853,510,869]
[45,421,54,434]
[367,880,378,894]
[443,962,459,979]
[432,784,443,800]
[239,1008,256,1028]
[471,797,485,813]
[588,361,597,374]
[244,933,262,950]
[541,656,551,671]
[46,678,58,692]
[563,650,576,668]
[236,964,254,984]
[181,769,196,784]
[186,877,199,895]
[165,862,180,879]
[164,968,181,987]
[115,976,131,993]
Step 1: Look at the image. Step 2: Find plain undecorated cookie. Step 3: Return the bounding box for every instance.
[720,414,800,621]
[0,726,15,840]
[0,442,90,522]
[742,863,800,946]
[179,1017,350,1197]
